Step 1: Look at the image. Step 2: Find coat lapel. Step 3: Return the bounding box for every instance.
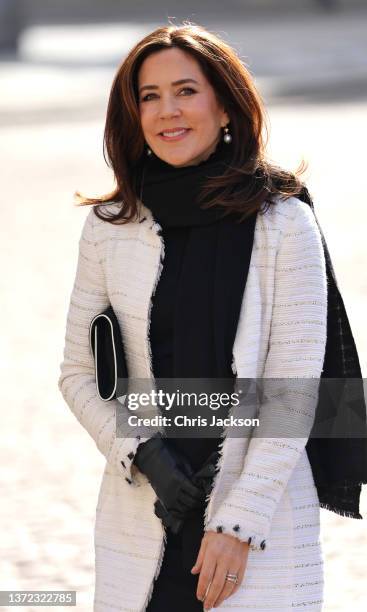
[108,202,164,384]
[213,212,258,377]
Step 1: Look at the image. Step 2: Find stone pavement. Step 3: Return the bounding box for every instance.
[1,12,366,612]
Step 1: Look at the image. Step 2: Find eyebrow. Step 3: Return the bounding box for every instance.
[138,78,199,95]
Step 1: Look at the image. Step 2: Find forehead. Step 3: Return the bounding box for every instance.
[137,47,205,83]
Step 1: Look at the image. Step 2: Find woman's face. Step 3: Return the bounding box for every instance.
[137,47,229,167]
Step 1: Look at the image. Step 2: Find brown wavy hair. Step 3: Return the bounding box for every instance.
[76,22,308,225]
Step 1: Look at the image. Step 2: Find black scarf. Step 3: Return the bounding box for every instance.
[136,140,367,522]
[138,139,256,383]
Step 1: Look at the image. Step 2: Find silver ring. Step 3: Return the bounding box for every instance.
[225,573,238,584]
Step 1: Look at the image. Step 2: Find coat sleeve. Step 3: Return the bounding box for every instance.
[58,208,160,488]
[204,199,328,550]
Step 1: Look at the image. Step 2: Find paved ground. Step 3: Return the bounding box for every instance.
[1,11,366,611]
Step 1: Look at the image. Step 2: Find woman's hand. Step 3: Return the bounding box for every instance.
[153,450,219,533]
[191,531,249,610]
[133,433,205,514]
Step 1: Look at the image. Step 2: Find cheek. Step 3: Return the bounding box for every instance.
[139,106,153,134]
[190,99,221,129]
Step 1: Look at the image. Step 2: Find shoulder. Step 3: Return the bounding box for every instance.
[81,201,137,237]
[258,194,320,238]
[262,194,315,222]
[87,201,125,227]
[254,195,325,271]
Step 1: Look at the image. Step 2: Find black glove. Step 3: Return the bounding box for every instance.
[153,501,188,534]
[153,450,220,534]
[192,450,220,495]
[132,432,206,515]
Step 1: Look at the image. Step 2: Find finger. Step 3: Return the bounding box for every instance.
[191,536,207,574]
[182,477,207,499]
[194,463,216,480]
[229,557,246,599]
[210,562,241,609]
[172,507,198,521]
[230,543,249,597]
[180,477,207,497]
[214,547,248,607]
[201,559,237,611]
[166,497,195,516]
[193,479,213,497]
[174,495,203,515]
[177,462,194,479]
[196,557,217,604]
[178,487,205,508]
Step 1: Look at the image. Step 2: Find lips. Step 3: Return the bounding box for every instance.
[159,128,190,136]
[158,128,191,141]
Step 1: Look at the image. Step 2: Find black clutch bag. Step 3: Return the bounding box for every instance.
[89,305,129,401]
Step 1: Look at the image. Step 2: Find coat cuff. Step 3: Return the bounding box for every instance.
[203,488,269,551]
[107,434,153,488]
[204,515,268,551]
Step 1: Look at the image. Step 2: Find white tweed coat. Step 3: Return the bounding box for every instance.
[58,194,328,611]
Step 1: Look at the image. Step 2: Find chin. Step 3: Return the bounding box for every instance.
[154,144,198,167]
[164,153,199,168]
[167,159,190,168]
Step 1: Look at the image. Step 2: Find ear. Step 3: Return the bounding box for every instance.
[221,110,230,128]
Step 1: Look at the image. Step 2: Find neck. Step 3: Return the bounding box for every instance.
[136,138,233,229]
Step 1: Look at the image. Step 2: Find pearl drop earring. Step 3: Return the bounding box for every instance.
[223,125,232,144]
[146,144,152,156]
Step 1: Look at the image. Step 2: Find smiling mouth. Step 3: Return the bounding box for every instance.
[158,128,191,140]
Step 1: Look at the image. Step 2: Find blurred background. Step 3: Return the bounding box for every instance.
[1,1,366,610]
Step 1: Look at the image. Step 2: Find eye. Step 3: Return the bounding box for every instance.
[178,87,196,96]
[140,87,197,103]
[140,93,157,102]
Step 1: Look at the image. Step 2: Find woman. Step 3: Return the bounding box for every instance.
[58,24,365,612]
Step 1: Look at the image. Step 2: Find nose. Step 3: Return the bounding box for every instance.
[158,94,181,120]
